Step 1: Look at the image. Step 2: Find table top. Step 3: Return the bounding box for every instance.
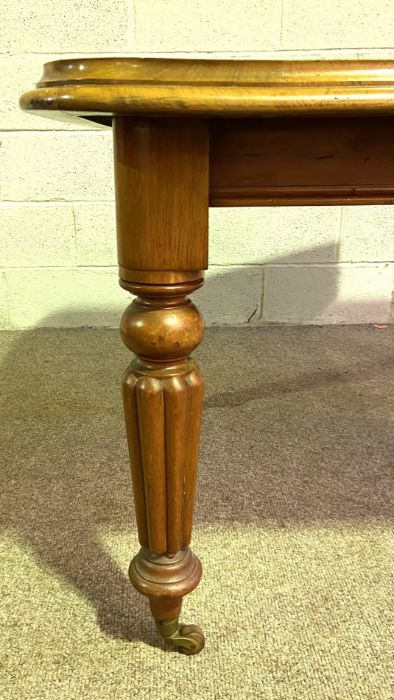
[20,57,394,122]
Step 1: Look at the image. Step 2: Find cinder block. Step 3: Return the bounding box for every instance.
[6,265,263,329]
[134,0,281,52]
[391,264,394,316]
[77,204,339,268]
[282,0,394,49]
[0,273,9,328]
[0,132,114,201]
[74,203,117,266]
[263,264,392,324]
[195,266,263,325]
[6,268,129,328]
[0,204,75,267]
[0,56,103,131]
[209,207,339,265]
[340,206,394,262]
[1,0,134,53]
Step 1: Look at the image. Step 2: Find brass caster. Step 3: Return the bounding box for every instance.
[156,618,205,655]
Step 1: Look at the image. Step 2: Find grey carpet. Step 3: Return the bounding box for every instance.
[0,326,393,699]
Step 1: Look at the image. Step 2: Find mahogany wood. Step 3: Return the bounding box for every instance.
[113,115,208,653]
[19,56,394,655]
[121,279,205,654]
[19,57,394,119]
[121,286,205,555]
[113,117,209,277]
[210,116,394,206]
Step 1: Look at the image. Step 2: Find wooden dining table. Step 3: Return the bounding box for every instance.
[20,57,394,654]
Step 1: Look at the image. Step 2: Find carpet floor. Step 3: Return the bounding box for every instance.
[0,326,393,699]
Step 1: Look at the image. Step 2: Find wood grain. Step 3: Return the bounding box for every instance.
[121,285,205,557]
[113,117,209,276]
[136,376,167,554]
[122,372,149,548]
[210,116,394,206]
[20,55,394,654]
[182,368,204,545]
[164,376,189,553]
[19,58,394,121]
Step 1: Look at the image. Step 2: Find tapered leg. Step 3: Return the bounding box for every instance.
[113,116,209,653]
[121,281,205,653]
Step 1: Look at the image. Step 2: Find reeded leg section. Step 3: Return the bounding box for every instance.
[121,278,205,653]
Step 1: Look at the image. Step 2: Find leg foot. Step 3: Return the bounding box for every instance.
[149,596,204,655]
[129,548,204,654]
[155,618,205,655]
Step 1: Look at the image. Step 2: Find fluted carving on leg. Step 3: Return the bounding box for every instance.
[121,279,205,653]
[122,365,203,555]
[122,372,149,547]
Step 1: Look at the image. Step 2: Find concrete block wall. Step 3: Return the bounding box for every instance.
[1,0,394,328]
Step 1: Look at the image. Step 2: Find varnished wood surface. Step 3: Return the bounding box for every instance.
[121,282,205,555]
[19,57,394,653]
[20,58,394,121]
[122,278,206,650]
[113,117,209,277]
[210,116,394,206]
[114,117,207,649]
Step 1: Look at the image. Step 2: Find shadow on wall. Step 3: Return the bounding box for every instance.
[1,249,393,643]
[11,241,392,329]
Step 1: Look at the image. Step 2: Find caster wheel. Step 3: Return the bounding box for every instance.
[156,618,205,655]
[176,624,205,655]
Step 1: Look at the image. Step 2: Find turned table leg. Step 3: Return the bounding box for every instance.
[121,280,205,653]
[113,117,209,653]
